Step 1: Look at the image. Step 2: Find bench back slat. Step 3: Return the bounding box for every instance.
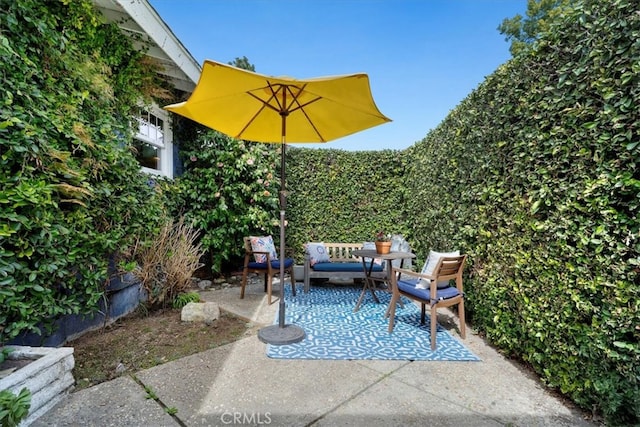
[324,243,363,263]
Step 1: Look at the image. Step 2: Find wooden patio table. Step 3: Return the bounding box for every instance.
[351,249,415,312]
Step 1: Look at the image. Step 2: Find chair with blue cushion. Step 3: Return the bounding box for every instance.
[240,236,296,305]
[386,255,467,350]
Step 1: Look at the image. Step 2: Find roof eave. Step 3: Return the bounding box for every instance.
[93,0,200,93]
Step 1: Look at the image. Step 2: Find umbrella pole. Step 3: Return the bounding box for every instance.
[257,124,305,345]
[278,142,286,328]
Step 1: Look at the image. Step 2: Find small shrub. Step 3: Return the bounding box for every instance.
[126,217,204,310]
[172,292,201,309]
[0,348,12,365]
[0,388,31,427]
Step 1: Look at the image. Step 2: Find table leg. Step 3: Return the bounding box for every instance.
[354,257,380,312]
[367,259,381,303]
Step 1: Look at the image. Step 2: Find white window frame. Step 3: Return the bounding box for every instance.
[135,104,173,179]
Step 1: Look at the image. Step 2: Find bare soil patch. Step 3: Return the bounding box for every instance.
[71,296,251,390]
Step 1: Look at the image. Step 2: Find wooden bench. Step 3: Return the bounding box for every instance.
[302,243,385,292]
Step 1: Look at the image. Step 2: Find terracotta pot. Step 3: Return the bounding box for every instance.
[375,241,391,254]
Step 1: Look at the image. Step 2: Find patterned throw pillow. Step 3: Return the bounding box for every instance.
[305,242,330,266]
[250,235,278,263]
[415,250,460,289]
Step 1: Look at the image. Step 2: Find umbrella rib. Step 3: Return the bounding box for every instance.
[245,82,326,141]
[297,104,325,141]
[248,84,282,112]
[237,101,269,138]
[284,85,326,141]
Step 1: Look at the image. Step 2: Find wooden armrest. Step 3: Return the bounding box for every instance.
[247,249,295,262]
[391,267,436,281]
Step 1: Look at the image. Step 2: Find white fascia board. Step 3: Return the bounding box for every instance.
[113,0,201,91]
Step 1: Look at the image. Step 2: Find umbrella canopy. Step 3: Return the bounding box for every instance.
[164,60,391,143]
[164,60,391,344]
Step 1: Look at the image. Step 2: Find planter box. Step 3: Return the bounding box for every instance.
[0,346,74,426]
[7,273,146,347]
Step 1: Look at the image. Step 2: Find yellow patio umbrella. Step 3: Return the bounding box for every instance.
[164,60,391,344]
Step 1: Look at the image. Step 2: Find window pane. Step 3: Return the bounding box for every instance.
[137,110,164,146]
[133,139,159,170]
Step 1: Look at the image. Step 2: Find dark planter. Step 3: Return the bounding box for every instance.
[7,272,146,347]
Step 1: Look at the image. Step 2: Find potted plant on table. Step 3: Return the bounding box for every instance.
[374,231,392,254]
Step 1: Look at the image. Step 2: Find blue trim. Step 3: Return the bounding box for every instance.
[312,261,383,272]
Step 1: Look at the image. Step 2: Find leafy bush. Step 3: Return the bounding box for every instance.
[0,388,31,427]
[170,128,281,272]
[0,0,168,344]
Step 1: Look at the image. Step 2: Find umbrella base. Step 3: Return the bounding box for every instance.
[258,324,305,345]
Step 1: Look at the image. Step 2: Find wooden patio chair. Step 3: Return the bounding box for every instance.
[240,236,296,305]
[386,254,467,350]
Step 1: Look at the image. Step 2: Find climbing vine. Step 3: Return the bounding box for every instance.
[0,0,170,343]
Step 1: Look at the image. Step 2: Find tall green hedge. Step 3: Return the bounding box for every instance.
[285,148,409,257]
[171,6,639,421]
[401,0,638,423]
[0,0,169,343]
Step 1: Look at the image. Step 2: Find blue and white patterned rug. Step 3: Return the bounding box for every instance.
[266,284,480,361]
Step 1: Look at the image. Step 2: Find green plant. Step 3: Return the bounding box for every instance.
[118,260,138,273]
[143,385,158,401]
[0,388,31,427]
[375,231,390,242]
[171,129,281,273]
[143,384,178,416]
[172,292,201,309]
[0,0,169,345]
[0,348,13,365]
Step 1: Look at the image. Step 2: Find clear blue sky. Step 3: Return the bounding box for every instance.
[150,0,526,151]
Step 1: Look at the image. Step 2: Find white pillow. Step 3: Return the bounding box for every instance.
[249,235,278,263]
[390,234,412,270]
[415,250,460,289]
[305,242,330,266]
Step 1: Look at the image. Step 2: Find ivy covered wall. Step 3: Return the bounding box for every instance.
[0,0,171,343]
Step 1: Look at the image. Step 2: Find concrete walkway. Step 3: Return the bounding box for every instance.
[34,279,597,427]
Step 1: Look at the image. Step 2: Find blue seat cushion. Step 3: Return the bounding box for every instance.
[312,261,383,272]
[397,279,461,301]
[248,257,294,270]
